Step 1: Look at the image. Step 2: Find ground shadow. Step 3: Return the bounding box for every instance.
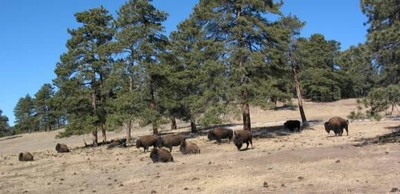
[353,126,400,147]
[274,104,297,111]
[0,135,23,142]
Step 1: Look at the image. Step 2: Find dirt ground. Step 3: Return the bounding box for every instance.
[1,99,400,194]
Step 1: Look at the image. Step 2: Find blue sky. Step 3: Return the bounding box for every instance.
[0,0,368,125]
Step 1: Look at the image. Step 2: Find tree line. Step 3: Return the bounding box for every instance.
[1,0,399,142]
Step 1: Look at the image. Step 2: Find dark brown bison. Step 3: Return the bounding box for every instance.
[179,140,200,154]
[19,152,34,161]
[284,120,301,132]
[324,116,349,136]
[136,135,158,152]
[149,147,174,163]
[207,127,233,144]
[157,134,185,152]
[233,130,253,150]
[107,138,127,149]
[55,143,70,153]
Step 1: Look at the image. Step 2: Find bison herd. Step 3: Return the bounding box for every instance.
[17,116,348,163]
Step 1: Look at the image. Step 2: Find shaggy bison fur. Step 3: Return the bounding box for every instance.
[149,147,174,163]
[157,134,185,152]
[233,130,253,150]
[207,127,233,144]
[19,152,34,161]
[179,140,200,154]
[136,135,158,152]
[284,120,301,132]
[55,143,70,153]
[324,116,349,136]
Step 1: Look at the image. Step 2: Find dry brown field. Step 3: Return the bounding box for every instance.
[1,99,399,194]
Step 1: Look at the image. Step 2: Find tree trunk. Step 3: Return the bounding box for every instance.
[190,118,198,133]
[292,66,308,126]
[170,117,177,130]
[150,81,158,135]
[101,125,106,143]
[92,130,98,146]
[126,120,132,144]
[242,90,251,131]
[91,78,98,146]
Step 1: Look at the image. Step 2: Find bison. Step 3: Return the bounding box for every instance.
[19,152,34,161]
[149,147,174,163]
[107,138,127,149]
[136,135,158,152]
[55,143,70,153]
[324,116,349,136]
[284,120,301,132]
[179,140,200,154]
[233,130,253,150]
[207,127,233,144]
[157,134,185,152]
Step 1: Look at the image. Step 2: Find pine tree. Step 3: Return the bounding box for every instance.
[168,5,227,132]
[34,83,56,131]
[53,6,114,145]
[114,0,169,135]
[361,0,400,84]
[337,44,377,98]
[0,110,10,136]
[14,94,37,133]
[296,34,342,102]
[194,0,292,131]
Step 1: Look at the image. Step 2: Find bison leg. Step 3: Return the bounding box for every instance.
[216,138,221,145]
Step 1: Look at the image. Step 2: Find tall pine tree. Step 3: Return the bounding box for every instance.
[194,0,289,131]
[114,0,169,135]
[54,6,114,145]
[362,0,400,84]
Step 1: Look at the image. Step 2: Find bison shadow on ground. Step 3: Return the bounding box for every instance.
[354,125,400,147]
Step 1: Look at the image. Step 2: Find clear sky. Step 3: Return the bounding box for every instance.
[0,0,368,126]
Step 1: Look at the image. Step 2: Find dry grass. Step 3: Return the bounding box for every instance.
[1,99,400,194]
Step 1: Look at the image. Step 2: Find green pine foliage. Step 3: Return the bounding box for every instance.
[14,94,37,133]
[53,6,115,143]
[113,0,169,135]
[362,0,400,84]
[295,34,343,102]
[0,110,11,137]
[34,83,57,131]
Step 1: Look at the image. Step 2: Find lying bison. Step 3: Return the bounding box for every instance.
[107,138,127,149]
[157,134,185,152]
[55,143,70,153]
[19,152,34,161]
[150,147,174,163]
[136,135,158,152]
[284,120,301,132]
[233,130,253,150]
[179,140,200,154]
[207,127,233,144]
[324,116,349,136]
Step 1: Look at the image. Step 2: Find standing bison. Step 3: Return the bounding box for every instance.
[324,116,349,136]
[136,135,158,152]
[284,120,301,132]
[149,147,174,163]
[157,134,185,152]
[233,130,253,150]
[179,140,200,154]
[19,152,34,161]
[55,143,70,153]
[207,127,233,144]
